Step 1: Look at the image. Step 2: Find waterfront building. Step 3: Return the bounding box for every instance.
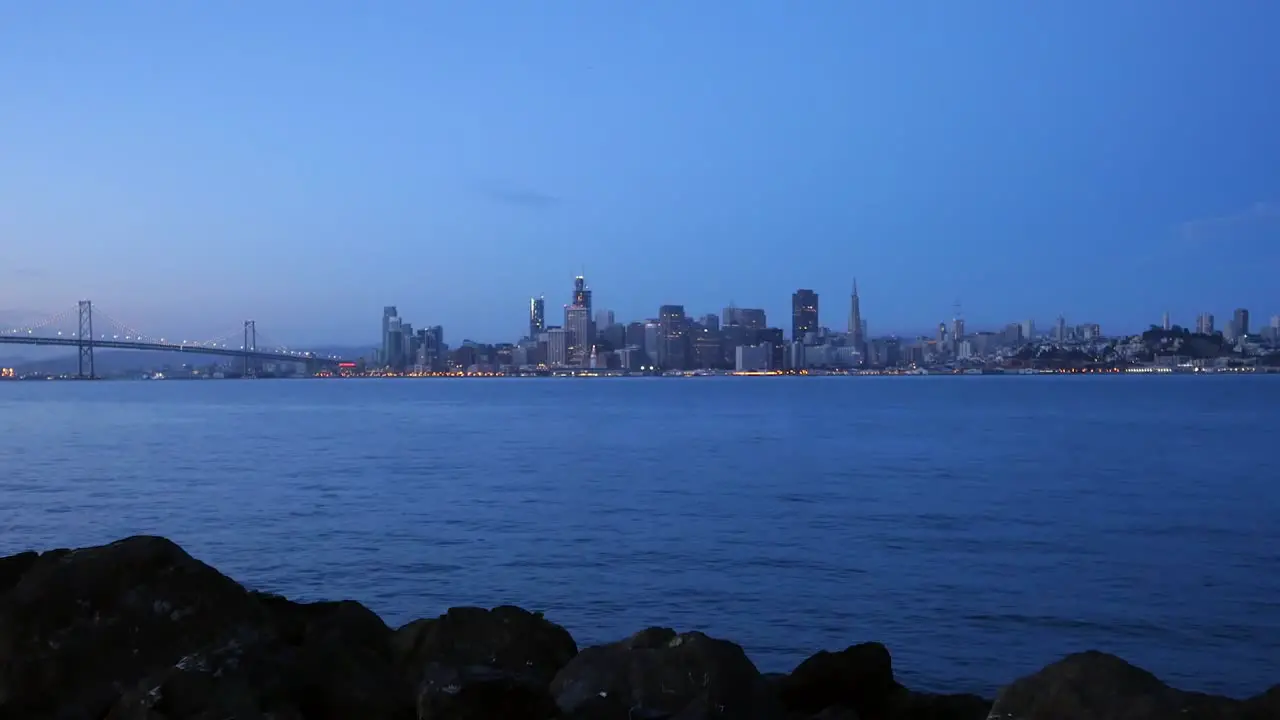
[1022,319,1035,340]
[595,309,615,331]
[735,344,771,371]
[381,306,398,366]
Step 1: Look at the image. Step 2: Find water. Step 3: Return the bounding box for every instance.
[1,377,1277,697]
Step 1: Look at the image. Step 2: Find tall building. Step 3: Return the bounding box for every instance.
[595,309,615,331]
[546,327,570,367]
[1234,308,1250,336]
[1055,315,1067,342]
[791,289,819,342]
[724,307,768,329]
[529,296,545,340]
[848,279,864,352]
[385,316,405,370]
[381,306,399,366]
[700,313,720,331]
[1197,313,1215,334]
[1272,315,1280,332]
[564,275,594,366]
[1022,319,1035,340]
[659,305,688,370]
[1162,312,1171,331]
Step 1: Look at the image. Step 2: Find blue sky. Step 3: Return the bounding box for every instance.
[2,2,1278,345]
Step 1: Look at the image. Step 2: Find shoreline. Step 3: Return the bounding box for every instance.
[2,536,1276,719]
[4,366,1279,381]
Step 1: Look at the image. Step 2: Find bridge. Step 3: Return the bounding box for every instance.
[1,301,347,378]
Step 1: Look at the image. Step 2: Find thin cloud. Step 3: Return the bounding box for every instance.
[479,180,561,209]
[1176,200,1280,248]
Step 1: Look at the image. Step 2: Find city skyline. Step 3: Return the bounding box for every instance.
[3,4,1279,343]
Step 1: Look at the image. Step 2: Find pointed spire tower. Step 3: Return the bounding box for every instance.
[849,277,864,351]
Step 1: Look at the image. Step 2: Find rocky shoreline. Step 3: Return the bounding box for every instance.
[0,536,1275,719]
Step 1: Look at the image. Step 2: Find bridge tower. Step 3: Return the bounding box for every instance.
[77,300,95,379]
[243,320,256,377]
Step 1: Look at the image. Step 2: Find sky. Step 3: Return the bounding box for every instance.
[2,2,1279,345]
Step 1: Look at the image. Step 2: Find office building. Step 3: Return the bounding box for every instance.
[1055,315,1067,342]
[735,344,772,372]
[595,309,615,331]
[1022,319,1034,340]
[1197,313,1215,334]
[1234,308,1250,336]
[381,306,398,366]
[529,296,545,340]
[564,275,594,366]
[791,289,819,341]
[659,305,688,370]
[546,327,570,367]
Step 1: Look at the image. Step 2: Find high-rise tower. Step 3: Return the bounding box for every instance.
[791,289,819,342]
[565,275,594,365]
[848,279,864,352]
[529,296,545,340]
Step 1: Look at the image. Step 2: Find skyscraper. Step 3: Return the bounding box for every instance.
[381,306,398,366]
[791,289,819,342]
[1234,308,1250,336]
[1162,312,1171,331]
[659,304,688,370]
[564,275,594,366]
[1197,313,1215,334]
[1055,315,1067,342]
[595,309,615,331]
[529,296,545,340]
[546,327,570,367]
[848,279,864,351]
[1022,319,1035,340]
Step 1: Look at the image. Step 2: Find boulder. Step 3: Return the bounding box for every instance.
[393,605,576,719]
[887,690,989,719]
[0,550,40,597]
[0,536,271,718]
[105,604,413,720]
[986,650,1249,720]
[776,642,898,718]
[414,663,561,720]
[550,627,782,720]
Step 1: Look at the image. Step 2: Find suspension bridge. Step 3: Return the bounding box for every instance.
[0,301,348,378]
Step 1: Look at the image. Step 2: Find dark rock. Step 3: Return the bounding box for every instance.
[106,615,413,720]
[0,550,40,597]
[393,604,578,687]
[550,627,782,720]
[887,690,989,719]
[0,536,270,719]
[777,642,898,718]
[415,662,561,720]
[1243,685,1280,719]
[987,650,1251,720]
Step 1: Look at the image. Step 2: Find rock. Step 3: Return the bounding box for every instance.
[393,604,578,687]
[550,627,782,720]
[987,650,1250,720]
[106,608,413,720]
[0,550,40,597]
[393,605,575,720]
[777,642,898,718]
[0,536,271,719]
[888,690,989,719]
[1243,685,1280,720]
[415,663,560,720]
